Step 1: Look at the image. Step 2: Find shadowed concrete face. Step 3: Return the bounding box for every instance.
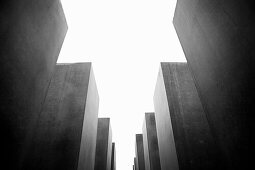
[22,63,99,170]
[95,118,112,170]
[0,0,67,169]
[135,134,145,170]
[154,62,224,170]
[142,113,161,170]
[173,1,253,169]
[111,143,116,170]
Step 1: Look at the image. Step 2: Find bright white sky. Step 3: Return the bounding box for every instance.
[58,0,186,169]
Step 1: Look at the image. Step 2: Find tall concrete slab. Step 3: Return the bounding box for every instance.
[135,134,145,170]
[154,62,224,170]
[173,1,253,169]
[0,0,67,169]
[95,118,112,170]
[111,143,116,170]
[22,63,99,170]
[142,113,161,170]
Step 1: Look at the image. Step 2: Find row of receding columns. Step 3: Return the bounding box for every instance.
[0,1,115,169]
[133,0,252,169]
[133,60,250,170]
[134,62,218,170]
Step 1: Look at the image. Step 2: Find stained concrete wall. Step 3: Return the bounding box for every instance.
[135,134,145,170]
[111,143,116,170]
[21,63,99,170]
[154,62,224,170]
[142,113,161,170]
[94,118,112,170]
[0,0,67,169]
[173,1,253,169]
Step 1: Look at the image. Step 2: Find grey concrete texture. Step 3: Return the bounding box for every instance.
[173,0,253,169]
[21,63,99,170]
[154,62,224,170]
[0,0,67,169]
[142,113,161,170]
[111,142,116,170]
[95,118,112,170]
[135,134,145,170]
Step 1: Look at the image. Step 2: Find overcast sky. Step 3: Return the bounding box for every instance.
[58,0,186,169]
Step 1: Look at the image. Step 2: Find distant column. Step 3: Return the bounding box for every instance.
[0,0,67,168]
[135,134,145,170]
[134,157,138,170]
[142,113,161,170]
[22,63,99,170]
[95,118,112,170]
[154,62,224,170]
[173,0,253,169]
[111,143,116,170]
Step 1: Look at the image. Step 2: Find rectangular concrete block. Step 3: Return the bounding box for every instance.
[173,1,253,169]
[154,62,224,170]
[142,113,161,170]
[22,63,99,170]
[0,0,67,169]
[135,134,145,170]
[95,118,112,170]
[111,142,116,170]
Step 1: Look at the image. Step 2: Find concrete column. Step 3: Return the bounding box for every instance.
[134,157,138,170]
[111,143,116,170]
[135,134,145,170]
[95,118,112,170]
[0,0,67,169]
[154,62,224,170]
[22,63,99,170]
[142,113,161,170]
[173,1,253,169]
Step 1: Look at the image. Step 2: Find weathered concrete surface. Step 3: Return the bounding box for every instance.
[173,1,253,169]
[0,0,67,169]
[21,63,99,170]
[143,113,161,170]
[111,142,116,170]
[154,62,224,170]
[95,118,112,170]
[135,134,145,170]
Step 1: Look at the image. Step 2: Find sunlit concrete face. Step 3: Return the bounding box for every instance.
[95,118,112,170]
[142,113,161,170]
[154,62,224,170]
[173,0,253,169]
[22,63,99,170]
[0,0,67,168]
[135,134,145,170]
